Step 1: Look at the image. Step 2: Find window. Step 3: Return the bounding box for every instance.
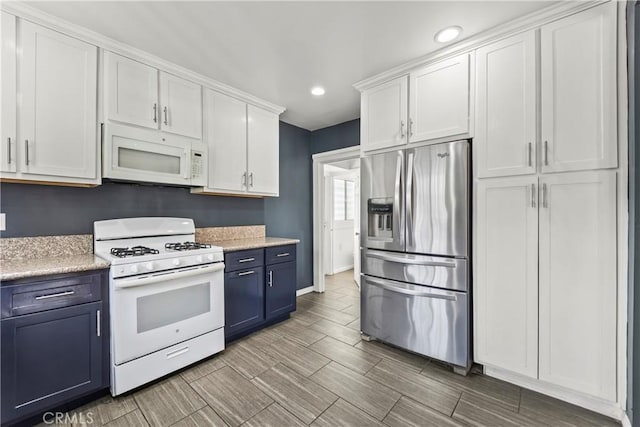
[333,178,355,221]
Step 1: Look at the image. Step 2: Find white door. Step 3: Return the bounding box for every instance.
[540,2,617,173]
[1,12,17,173]
[360,75,408,152]
[409,53,470,143]
[324,175,334,275]
[160,72,202,139]
[204,89,247,193]
[353,173,361,287]
[105,51,159,130]
[19,21,97,180]
[247,105,279,196]
[538,170,617,400]
[475,176,538,379]
[475,32,536,178]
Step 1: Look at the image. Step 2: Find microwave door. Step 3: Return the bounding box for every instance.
[361,150,405,252]
[406,141,469,258]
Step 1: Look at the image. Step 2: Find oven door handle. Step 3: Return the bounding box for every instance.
[114,263,225,289]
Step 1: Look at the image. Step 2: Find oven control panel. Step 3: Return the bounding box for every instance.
[111,252,223,279]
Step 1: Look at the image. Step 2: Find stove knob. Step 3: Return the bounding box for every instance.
[207,254,214,261]
[173,259,181,266]
[130,265,139,274]
[146,262,154,271]
[196,255,203,263]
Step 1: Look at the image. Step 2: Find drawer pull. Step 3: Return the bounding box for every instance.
[238,270,255,276]
[34,290,75,300]
[276,253,290,257]
[238,258,255,263]
[166,346,189,359]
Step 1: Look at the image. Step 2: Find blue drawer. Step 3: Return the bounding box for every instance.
[224,249,264,273]
[265,245,296,265]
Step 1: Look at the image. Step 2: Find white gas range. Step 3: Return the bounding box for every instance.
[94,217,225,396]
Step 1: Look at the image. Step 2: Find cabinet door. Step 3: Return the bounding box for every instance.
[224,267,265,338]
[409,53,470,143]
[247,105,279,196]
[160,72,202,139]
[204,89,247,193]
[1,302,103,424]
[475,176,538,378]
[538,170,616,400]
[266,261,296,320]
[360,75,408,152]
[19,21,97,180]
[540,3,617,173]
[105,52,159,130]
[475,32,536,178]
[1,12,16,173]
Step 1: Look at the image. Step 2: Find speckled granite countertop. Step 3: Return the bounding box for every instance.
[199,236,300,252]
[1,254,110,282]
[0,235,109,282]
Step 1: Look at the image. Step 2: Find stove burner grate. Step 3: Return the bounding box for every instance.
[110,246,160,258]
[165,242,212,251]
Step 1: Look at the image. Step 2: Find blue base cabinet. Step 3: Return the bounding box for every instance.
[1,270,109,426]
[224,244,297,341]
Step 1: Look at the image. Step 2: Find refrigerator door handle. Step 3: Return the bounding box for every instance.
[364,275,458,301]
[366,249,456,268]
[406,150,415,247]
[394,151,404,249]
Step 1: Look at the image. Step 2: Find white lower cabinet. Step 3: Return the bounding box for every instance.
[476,176,538,378]
[475,170,617,402]
[538,170,617,401]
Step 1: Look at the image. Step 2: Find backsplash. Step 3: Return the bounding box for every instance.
[0,234,93,261]
[195,225,265,242]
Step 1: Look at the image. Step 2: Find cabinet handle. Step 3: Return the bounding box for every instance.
[242,172,247,187]
[527,142,532,167]
[97,310,101,337]
[163,106,168,125]
[544,140,549,166]
[409,118,414,138]
[34,290,75,300]
[6,137,11,165]
[249,172,254,187]
[400,120,405,139]
[153,103,157,123]
[276,252,290,257]
[542,183,548,208]
[531,183,536,208]
[238,257,255,263]
[238,270,255,276]
[24,139,29,166]
[268,270,273,287]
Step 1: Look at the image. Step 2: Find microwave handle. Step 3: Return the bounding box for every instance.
[183,151,189,179]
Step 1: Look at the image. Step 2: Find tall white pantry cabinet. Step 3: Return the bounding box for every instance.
[474,1,618,404]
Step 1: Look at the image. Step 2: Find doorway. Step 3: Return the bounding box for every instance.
[312,146,360,293]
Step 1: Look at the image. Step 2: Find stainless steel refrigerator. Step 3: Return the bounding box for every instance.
[360,139,470,371]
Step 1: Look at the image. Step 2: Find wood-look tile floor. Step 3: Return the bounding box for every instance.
[56,270,620,427]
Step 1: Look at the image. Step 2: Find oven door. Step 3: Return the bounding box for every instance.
[103,123,192,186]
[111,263,224,365]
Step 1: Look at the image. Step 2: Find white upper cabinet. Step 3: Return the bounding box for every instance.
[360,75,408,152]
[159,72,202,139]
[105,52,202,139]
[475,176,538,379]
[196,89,279,197]
[204,89,247,193]
[247,104,279,196]
[105,52,158,130]
[409,53,471,143]
[540,3,617,173]
[1,12,17,174]
[538,170,617,401]
[475,32,536,178]
[19,20,98,181]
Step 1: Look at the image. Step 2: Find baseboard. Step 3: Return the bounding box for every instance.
[331,265,354,274]
[484,365,624,421]
[621,412,632,427]
[296,286,314,296]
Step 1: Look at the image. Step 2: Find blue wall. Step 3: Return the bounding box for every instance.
[0,119,360,290]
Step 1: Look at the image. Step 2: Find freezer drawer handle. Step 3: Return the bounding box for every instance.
[366,250,456,268]
[365,276,457,301]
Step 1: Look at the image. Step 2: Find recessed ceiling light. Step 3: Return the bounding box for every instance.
[311,86,325,96]
[434,26,462,43]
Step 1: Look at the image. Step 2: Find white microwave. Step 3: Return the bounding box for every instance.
[103,123,207,186]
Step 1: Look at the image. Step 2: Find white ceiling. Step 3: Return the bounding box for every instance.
[27,1,555,131]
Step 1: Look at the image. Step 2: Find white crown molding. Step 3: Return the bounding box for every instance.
[1,1,286,115]
[353,0,608,91]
